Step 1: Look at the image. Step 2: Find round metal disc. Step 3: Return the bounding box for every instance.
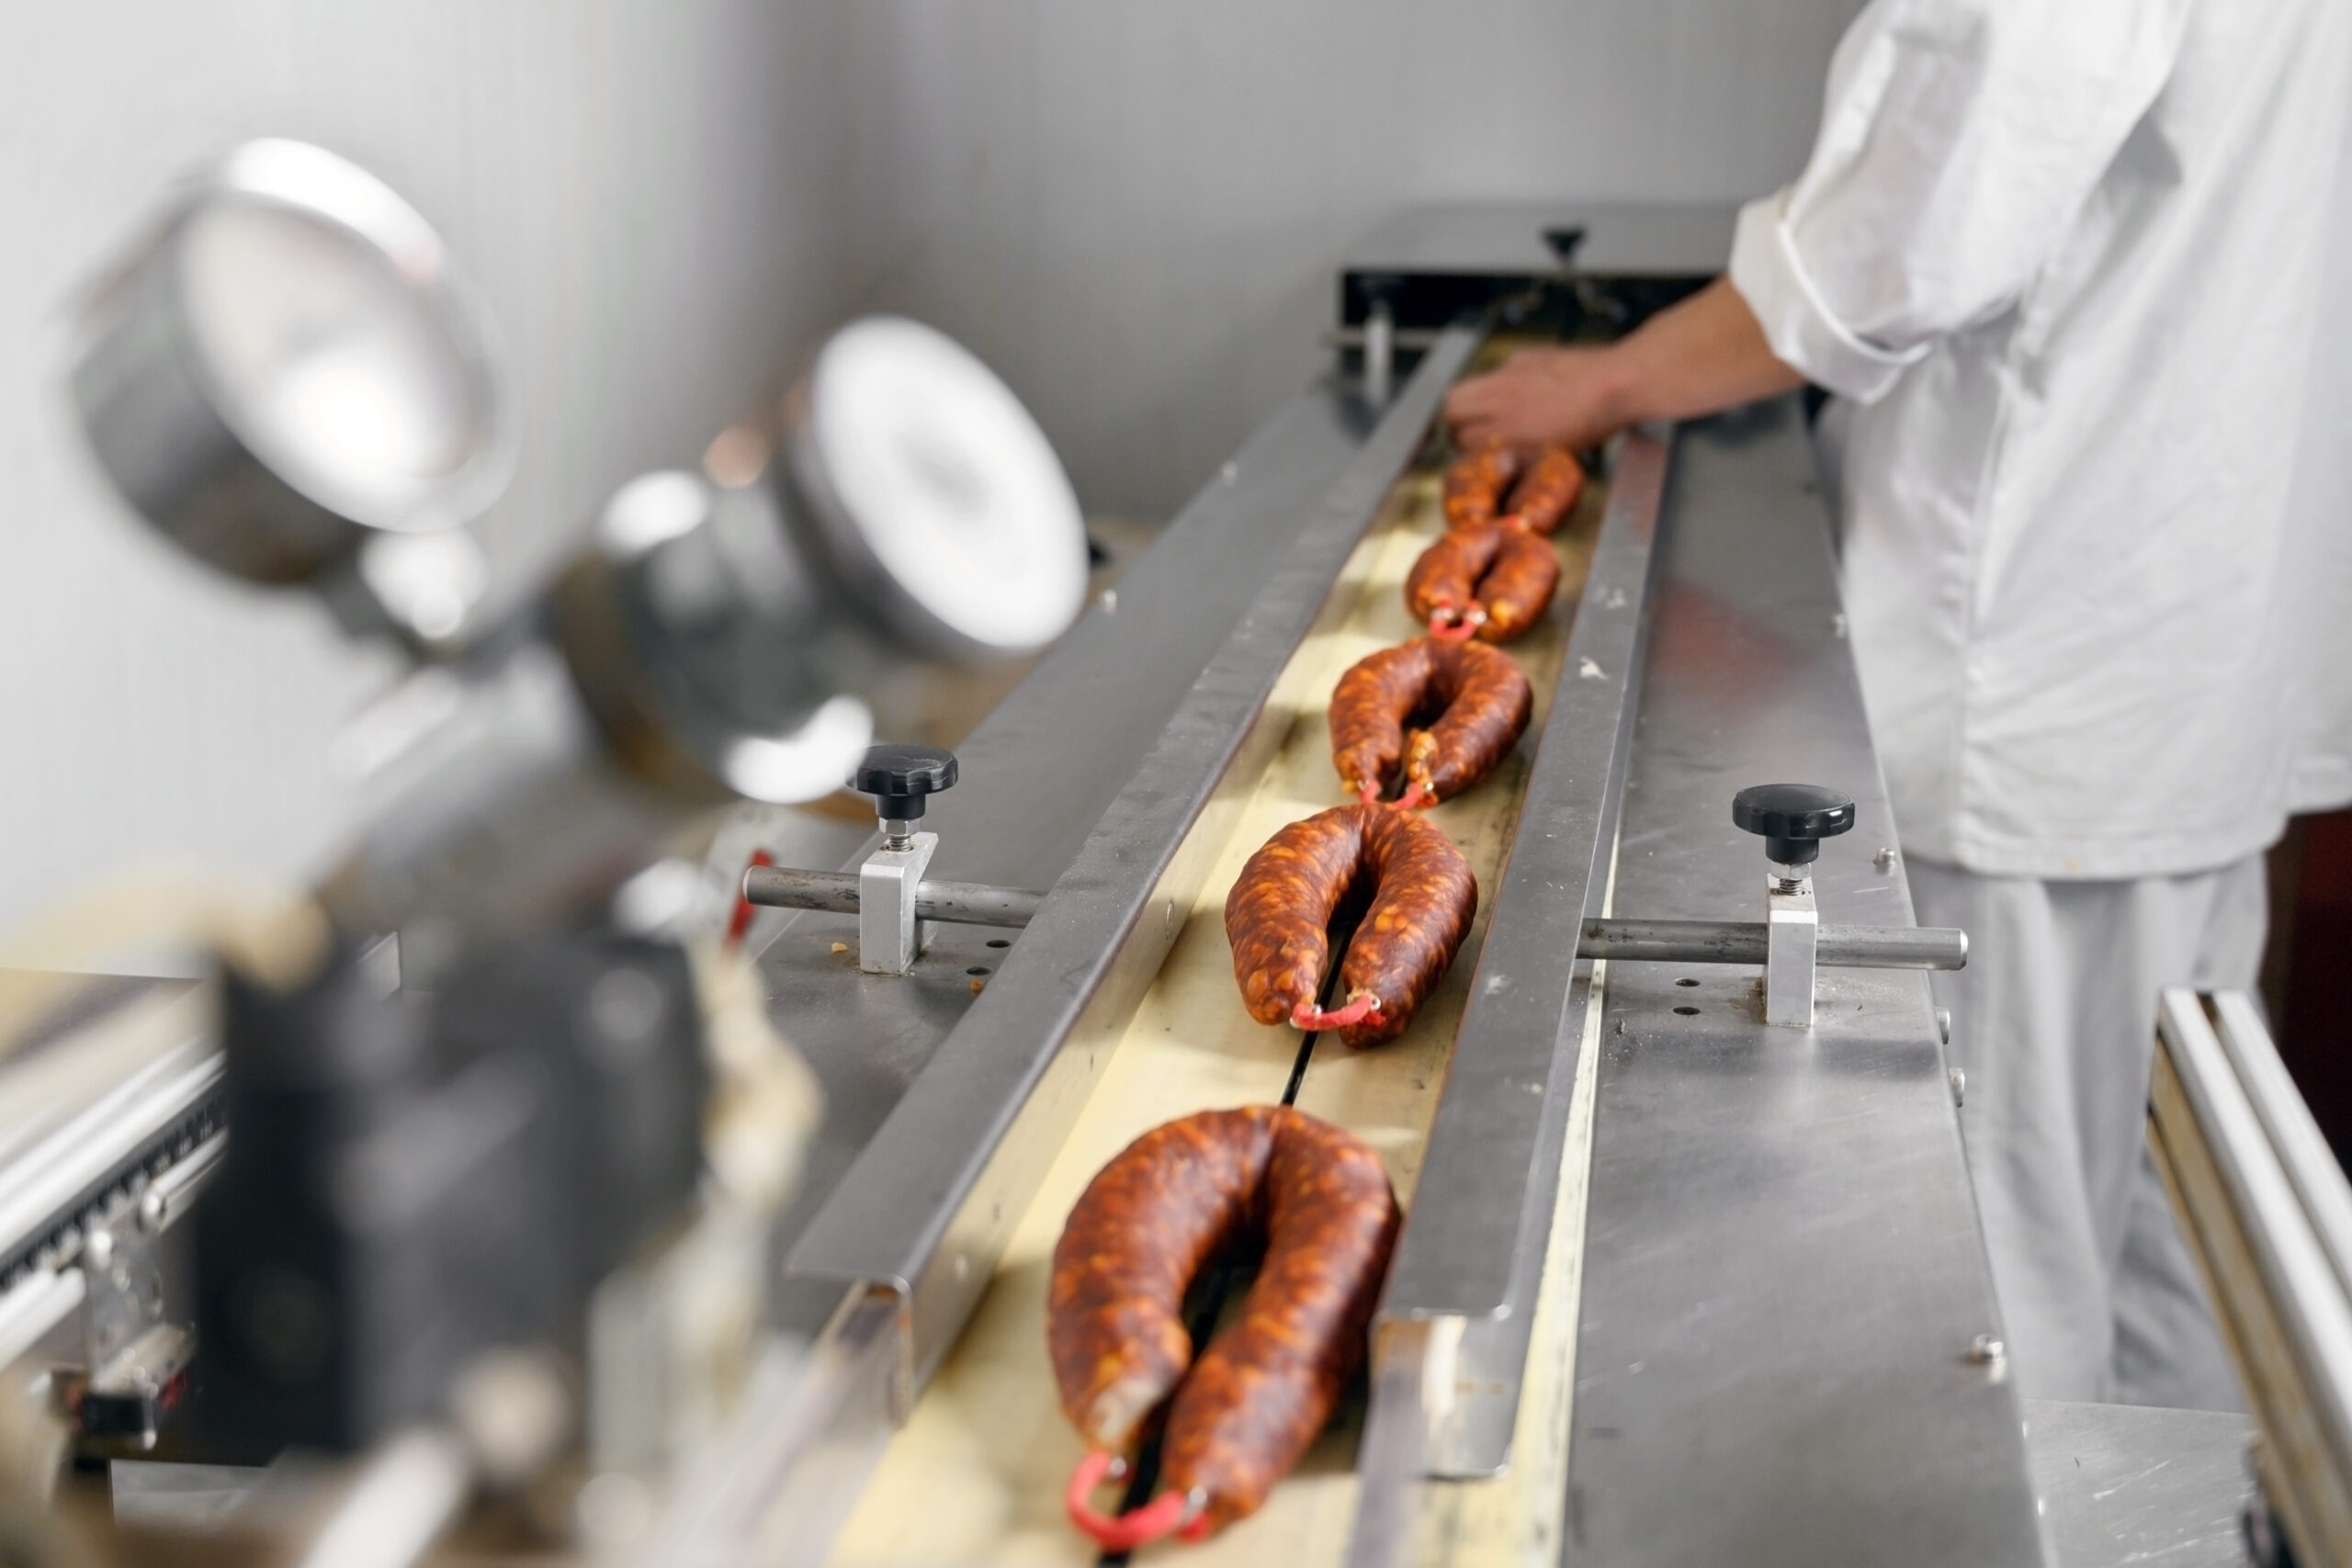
[788,316,1086,661]
[72,140,512,589]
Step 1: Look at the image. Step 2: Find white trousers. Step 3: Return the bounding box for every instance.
[1908,855,2265,1409]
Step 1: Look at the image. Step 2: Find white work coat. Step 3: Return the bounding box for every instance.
[1730,0,2352,878]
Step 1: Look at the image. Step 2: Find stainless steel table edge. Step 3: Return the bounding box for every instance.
[782,327,1484,1404]
[1563,398,2043,1568]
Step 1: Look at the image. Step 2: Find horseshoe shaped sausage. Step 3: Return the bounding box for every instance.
[1441,442,1523,529]
[1498,444,1584,536]
[1329,637,1532,808]
[1051,1106,1401,1543]
[1405,520,1560,643]
[1224,801,1476,1047]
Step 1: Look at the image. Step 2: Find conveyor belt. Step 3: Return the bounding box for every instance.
[828,456,1603,1566]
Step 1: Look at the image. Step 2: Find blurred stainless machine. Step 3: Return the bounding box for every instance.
[0,140,1086,1566]
[0,175,2307,1568]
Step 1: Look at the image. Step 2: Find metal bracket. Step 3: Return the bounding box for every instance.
[858,832,938,976]
[1765,864,1819,1028]
[66,1224,192,1451]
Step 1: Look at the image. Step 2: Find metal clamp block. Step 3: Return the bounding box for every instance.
[859,831,938,976]
[1764,863,1818,1029]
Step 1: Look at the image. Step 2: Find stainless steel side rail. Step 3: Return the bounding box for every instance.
[1352,426,1672,1522]
[779,331,1482,1426]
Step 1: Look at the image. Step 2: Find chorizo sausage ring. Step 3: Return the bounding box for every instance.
[1441,442,1522,529]
[1498,444,1584,536]
[1329,637,1532,809]
[1224,802,1476,1047]
[1051,1105,1401,1541]
[1405,521,1560,643]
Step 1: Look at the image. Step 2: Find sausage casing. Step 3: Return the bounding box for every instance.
[1048,1110,1274,1452]
[1160,1110,1398,1529]
[1049,1106,1400,1532]
[1441,443,1522,529]
[1224,802,1476,1048]
[1329,637,1532,805]
[1404,521,1561,642]
[1499,444,1584,536]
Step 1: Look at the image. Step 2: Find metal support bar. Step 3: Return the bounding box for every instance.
[1577,918,1967,970]
[741,865,1045,930]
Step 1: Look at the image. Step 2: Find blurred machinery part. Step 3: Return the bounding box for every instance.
[2152,988,2352,1566]
[2,137,1087,1568]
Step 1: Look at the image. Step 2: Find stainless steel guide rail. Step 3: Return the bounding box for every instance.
[782,328,1484,1401]
[1363,424,1670,1487]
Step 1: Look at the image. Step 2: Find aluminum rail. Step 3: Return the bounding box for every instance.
[1578,918,1966,970]
[740,865,1043,929]
[1351,425,1671,1499]
[2153,989,2352,1564]
[783,327,1484,1409]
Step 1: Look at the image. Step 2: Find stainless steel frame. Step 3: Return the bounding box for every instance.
[1558,399,2043,1567]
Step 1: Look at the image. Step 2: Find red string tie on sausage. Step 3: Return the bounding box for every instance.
[1291,990,1382,1032]
[1427,601,1487,642]
[1065,1451,1210,1551]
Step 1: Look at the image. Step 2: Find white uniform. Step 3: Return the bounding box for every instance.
[1728,0,2352,1402]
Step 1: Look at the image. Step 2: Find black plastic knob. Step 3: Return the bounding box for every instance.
[1733,784,1856,866]
[852,743,958,822]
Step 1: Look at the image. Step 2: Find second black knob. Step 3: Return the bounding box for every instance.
[853,743,958,823]
[1732,783,1855,866]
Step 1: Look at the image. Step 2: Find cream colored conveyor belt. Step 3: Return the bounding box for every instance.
[831,458,1606,1568]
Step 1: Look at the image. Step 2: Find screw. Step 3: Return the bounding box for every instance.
[1949,1067,1966,1107]
[137,1190,167,1235]
[84,1229,115,1269]
[1968,1334,2005,1364]
[1873,847,1896,873]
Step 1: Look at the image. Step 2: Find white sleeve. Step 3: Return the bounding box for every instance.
[1730,0,2192,402]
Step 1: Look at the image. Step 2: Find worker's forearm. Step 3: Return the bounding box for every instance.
[1595,277,1807,427]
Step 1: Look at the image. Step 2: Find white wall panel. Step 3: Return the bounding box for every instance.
[844,0,1862,520]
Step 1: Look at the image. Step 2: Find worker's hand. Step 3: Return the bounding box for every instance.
[1444,345,1629,452]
